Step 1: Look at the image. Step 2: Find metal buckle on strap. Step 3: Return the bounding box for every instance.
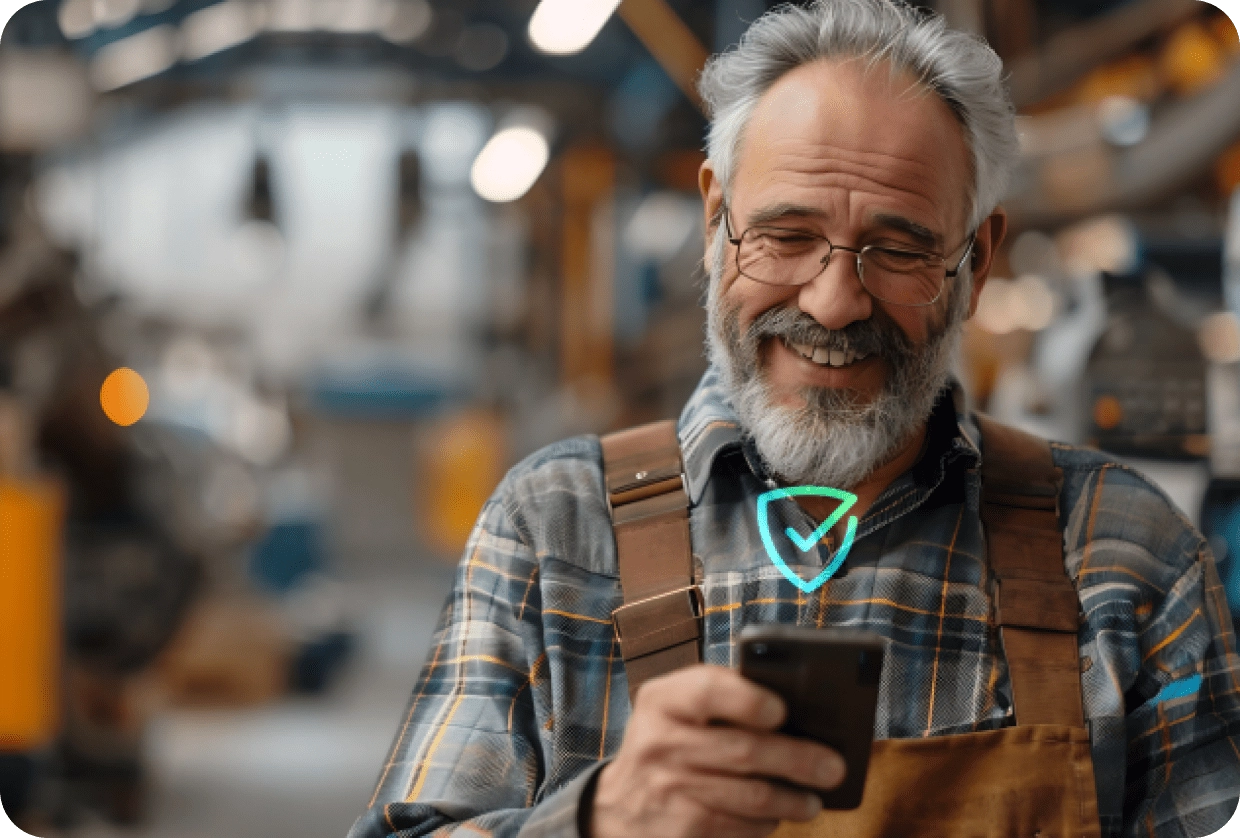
[612,585,703,661]
[607,472,688,514]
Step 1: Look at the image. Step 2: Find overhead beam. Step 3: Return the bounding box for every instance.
[617,0,710,113]
[1007,0,1200,108]
[1007,59,1240,228]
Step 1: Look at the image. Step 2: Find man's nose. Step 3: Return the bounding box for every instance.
[795,250,873,331]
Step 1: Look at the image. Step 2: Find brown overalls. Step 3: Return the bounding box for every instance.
[603,417,1103,838]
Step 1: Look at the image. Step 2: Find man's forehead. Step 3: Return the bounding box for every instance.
[734,58,972,231]
[748,57,963,149]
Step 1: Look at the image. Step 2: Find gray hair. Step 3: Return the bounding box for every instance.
[698,0,1019,231]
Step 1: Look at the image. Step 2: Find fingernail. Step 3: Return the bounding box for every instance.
[761,697,783,726]
[804,795,822,818]
[817,756,845,786]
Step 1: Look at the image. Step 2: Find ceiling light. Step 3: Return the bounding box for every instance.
[470,126,550,203]
[95,0,141,30]
[181,1,263,61]
[265,0,315,33]
[378,0,432,43]
[326,0,380,33]
[58,0,95,39]
[528,0,621,56]
[89,25,177,92]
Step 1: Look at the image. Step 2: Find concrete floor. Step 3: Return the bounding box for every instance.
[69,560,456,838]
[56,418,462,838]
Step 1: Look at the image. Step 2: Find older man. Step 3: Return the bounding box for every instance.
[349,2,1240,836]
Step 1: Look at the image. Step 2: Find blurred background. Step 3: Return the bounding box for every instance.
[0,0,1238,835]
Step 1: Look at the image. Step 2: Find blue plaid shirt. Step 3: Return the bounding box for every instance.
[350,368,1240,838]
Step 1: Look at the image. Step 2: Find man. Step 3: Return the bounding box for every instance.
[349,2,1240,836]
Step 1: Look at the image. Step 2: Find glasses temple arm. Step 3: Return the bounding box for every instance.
[945,234,977,278]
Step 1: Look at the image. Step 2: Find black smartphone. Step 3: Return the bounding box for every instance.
[738,625,885,810]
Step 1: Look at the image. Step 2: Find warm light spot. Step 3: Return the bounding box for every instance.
[528,0,621,56]
[470,126,550,203]
[100,368,149,426]
[1093,395,1123,431]
[1199,311,1240,364]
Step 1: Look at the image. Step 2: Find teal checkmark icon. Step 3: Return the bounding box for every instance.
[756,486,859,593]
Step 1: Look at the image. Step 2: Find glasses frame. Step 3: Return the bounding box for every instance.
[722,205,977,308]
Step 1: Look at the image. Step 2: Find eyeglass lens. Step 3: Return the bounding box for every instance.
[736,228,945,306]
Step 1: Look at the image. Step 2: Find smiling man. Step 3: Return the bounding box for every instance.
[349,2,1240,837]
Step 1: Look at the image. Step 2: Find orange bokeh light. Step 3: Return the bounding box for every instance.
[99,368,149,427]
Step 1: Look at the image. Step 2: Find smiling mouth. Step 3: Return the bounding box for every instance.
[783,337,872,369]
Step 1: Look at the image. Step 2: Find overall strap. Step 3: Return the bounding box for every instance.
[977,414,1086,728]
[601,420,701,702]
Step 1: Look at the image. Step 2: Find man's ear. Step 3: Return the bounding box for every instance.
[966,207,1008,318]
[699,159,725,273]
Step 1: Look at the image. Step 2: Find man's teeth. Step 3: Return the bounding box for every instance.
[788,341,869,368]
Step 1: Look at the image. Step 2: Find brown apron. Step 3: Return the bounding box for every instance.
[772,725,1100,837]
[602,417,1102,837]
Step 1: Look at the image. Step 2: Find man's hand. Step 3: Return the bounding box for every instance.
[589,665,846,838]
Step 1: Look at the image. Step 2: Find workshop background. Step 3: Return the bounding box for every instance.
[0,0,1238,835]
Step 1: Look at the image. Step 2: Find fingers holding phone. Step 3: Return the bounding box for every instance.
[589,665,846,838]
[738,626,885,810]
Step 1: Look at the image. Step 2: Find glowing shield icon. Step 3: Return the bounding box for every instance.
[756,486,859,593]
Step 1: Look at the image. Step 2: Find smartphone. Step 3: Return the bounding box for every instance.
[738,625,885,810]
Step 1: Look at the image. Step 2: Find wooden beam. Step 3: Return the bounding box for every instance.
[1007,0,1200,108]
[560,146,616,386]
[1007,59,1240,228]
[617,0,710,113]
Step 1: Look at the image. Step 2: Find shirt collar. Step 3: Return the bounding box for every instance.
[675,366,980,505]
[676,365,743,505]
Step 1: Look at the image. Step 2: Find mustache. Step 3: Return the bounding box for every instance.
[745,306,913,362]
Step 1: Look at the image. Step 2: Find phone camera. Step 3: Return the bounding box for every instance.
[752,643,769,656]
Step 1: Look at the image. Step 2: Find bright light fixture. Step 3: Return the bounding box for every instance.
[326,0,382,34]
[528,0,621,56]
[379,0,433,43]
[58,0,96,39]
[96,0,141,29]
[181,1,263,61]
[89,25,177,91]
[58,0,140,39]
[470,126,550,203]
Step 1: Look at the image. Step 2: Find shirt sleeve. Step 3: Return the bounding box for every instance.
[347,482,594,838]
[1124,542,1240,837]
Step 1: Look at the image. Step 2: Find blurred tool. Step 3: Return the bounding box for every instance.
[0,215,201,828]
[0,400,64,825]
[1083,269,1209,460]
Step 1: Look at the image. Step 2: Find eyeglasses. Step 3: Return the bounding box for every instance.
[723,206,976,308]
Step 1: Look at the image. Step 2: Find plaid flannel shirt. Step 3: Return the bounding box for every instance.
[350,368,1240,838]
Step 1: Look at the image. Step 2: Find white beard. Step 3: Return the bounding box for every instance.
[704,224,970,490]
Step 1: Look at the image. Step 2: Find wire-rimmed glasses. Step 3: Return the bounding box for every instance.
[723,207,976,307]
